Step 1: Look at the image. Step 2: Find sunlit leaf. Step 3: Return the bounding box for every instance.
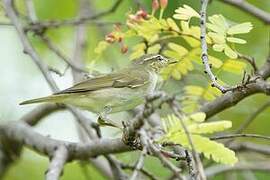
[212,44,225,52]
[226,37,247,44]
[224,45,238,59]
[222,59,246,74]
[208,15,228,34]
[189,112,206,123]
[173,4,200,21]
[160,114,238,165]
[227,22,253,35]
[208,55,223,68]
[167,18,180,32]
[168,43,188,57]
[208,32,226,44]
[147,44,161,54]
[94,41,109,54]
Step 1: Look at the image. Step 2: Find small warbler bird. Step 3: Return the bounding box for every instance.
[20,54,174,121]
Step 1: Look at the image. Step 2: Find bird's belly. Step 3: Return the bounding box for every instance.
[65,87,145,113]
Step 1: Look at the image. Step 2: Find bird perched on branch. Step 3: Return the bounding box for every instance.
[20,54,175,126]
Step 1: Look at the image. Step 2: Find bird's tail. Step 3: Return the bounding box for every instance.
[19,95,62,105]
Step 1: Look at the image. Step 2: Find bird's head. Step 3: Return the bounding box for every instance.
[133,54,175,72]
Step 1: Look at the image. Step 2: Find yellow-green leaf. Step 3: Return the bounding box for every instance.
[189,112,206,123]
[222,59,246,74]
[183,37,200,47]
[160,133,238,165]
[168,43,188,57]
[226,37,247,44]
[224,45,238,59]
[94,41,109,54]
[147,44,161,54]
[167,18,180,32]
[212,44,225,52]
[173,4,200,21]
[208,55,223,68]
[188,121,232,134]
[208,32,226,44]
[208,15,228,34]
[227,22,253,35]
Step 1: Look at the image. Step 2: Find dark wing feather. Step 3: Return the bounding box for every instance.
[54,68,149,94]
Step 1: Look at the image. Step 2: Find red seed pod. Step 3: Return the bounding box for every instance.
[152,0,159,12]
[136,9,148,19]
[105,33,115,43]
[121,45,128,54]
[160,0,168,9]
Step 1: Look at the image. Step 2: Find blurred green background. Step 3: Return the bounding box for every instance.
[0,0,269,179]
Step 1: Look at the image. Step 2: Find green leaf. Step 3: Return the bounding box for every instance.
[166,18,180,32]
[188,121,232,134]
[222,59,246,74]
[224,45,238,59]
[212,44,225,52]
[129,50,145,60]
[160,114,238,165]
[189,112,206,123]
[208,15,228,35]
[185,85,204,96]
[208,32,226,44]
[208,55,223,68]
[147,44,161,54]
[182,37,200,47]
[173,4,200,21]
[94,41,109,54]
[227,22,253,35]
[161,133,238,165]
[226,37,247,44]
[168,43,188,57]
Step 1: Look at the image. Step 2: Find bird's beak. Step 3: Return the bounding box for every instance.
[169,60,178,64]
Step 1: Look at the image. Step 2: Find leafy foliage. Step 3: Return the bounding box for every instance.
[159,113,238,165]
[94,5,252,164]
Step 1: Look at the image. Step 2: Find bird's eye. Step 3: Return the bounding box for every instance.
[156,55,163,61]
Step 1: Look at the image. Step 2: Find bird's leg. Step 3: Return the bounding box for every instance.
[97,106,120,128]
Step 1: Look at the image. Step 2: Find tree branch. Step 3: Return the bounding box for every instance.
[45,145,68,180]
[220,0,270,24]
[0,122,131,160]
[200,79,270,118]
[205,162,270,177]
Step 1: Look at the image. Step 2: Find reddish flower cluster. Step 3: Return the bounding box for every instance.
[127,9,148,24]
[105,24,128,54]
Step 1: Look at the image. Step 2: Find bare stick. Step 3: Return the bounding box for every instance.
[39,35,87,73]
[130,147,147,180]
[234,101,270,134]
[210,133,270,141]
[3,0,58,91]
[220,0,270,24]
[45,146,68,180]
[200,0,229,93]
[170,103,206,180]
[205,162,270,177]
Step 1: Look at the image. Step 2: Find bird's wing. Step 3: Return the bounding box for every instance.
[54,68,149,94]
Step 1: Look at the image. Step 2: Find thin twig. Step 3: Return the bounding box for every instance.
[45,145,68,180]
[234,101,270,134]
[237,53,258,72]
[140,130,185,180]
[220,0,270,24]
[205,162,270,177]
[210,133,270,141]
[38,34,87,73]
[130,147,147,180]
[24,0,123,30]
[170,103,206,180]
[3,0,58,92]
[200,0,229,93]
